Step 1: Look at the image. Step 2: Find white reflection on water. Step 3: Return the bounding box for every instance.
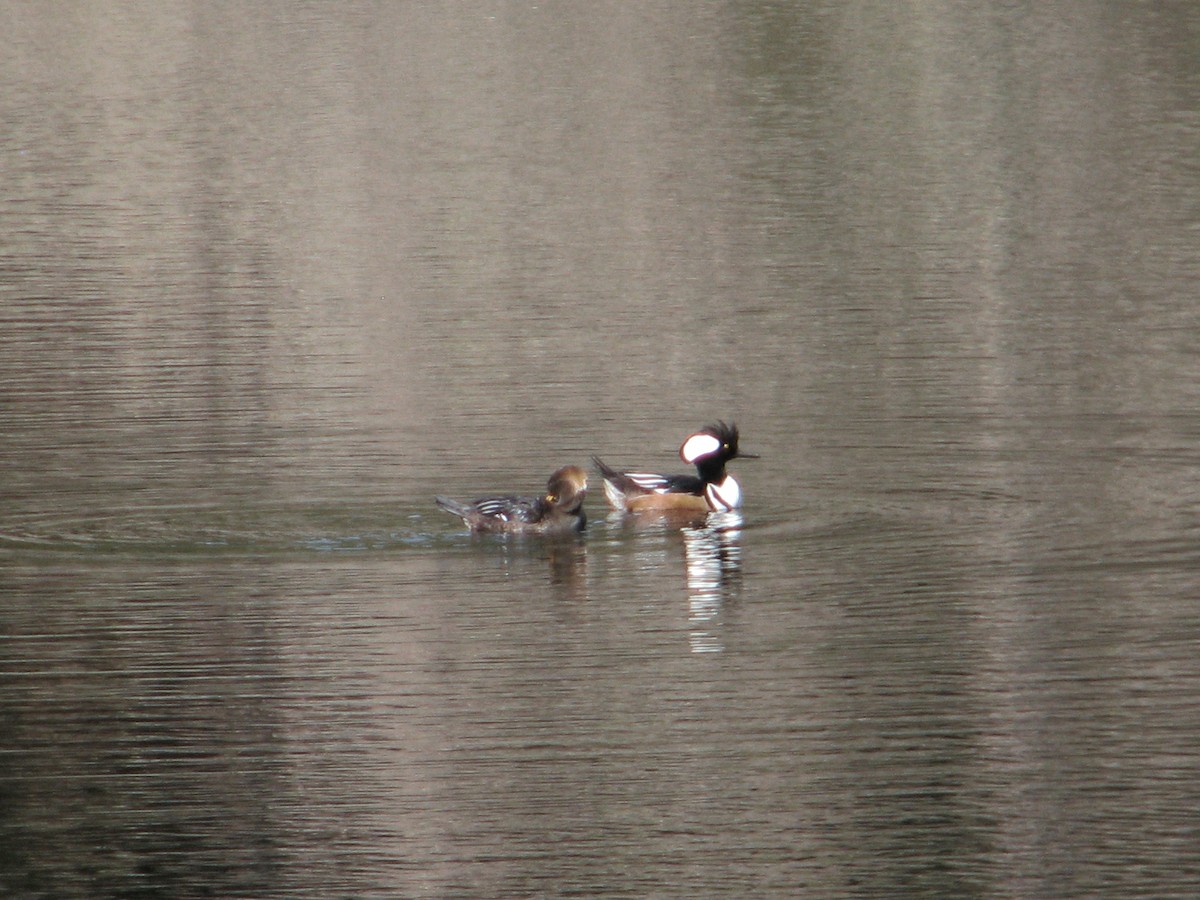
[682,511,743,654]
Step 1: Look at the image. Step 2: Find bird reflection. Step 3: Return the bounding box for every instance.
[473,531,590,600]
[544,534,589,600]
[681,511,743,653]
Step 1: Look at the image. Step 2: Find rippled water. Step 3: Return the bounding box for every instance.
[3,4,1200,898]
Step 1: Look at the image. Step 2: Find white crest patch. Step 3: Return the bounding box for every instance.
[705,476,742,511]
[680,432,722,464]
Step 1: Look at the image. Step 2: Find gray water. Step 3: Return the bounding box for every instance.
[3,5,1199,898]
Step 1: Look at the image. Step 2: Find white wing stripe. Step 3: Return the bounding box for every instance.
[627,472,672,493]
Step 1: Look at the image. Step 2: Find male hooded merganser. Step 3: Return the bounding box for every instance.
[592,421,756,513]
[435,465,588,534]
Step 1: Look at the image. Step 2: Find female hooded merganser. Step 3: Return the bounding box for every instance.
[435,465,588,534]
[592,421,755,513]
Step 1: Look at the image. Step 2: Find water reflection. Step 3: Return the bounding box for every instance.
[462,530,591,602]
[604,508,744,654]
[544,536,589,600]
[682,511,743,654]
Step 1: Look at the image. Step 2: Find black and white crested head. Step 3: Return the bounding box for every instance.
[679,421,742,465]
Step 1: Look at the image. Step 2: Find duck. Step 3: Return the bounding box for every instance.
[592,421,755,513]
[435,465,588,534]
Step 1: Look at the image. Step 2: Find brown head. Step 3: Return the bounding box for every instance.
[545,465,588,513]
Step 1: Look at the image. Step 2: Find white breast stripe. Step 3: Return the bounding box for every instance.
[705,476,742,510]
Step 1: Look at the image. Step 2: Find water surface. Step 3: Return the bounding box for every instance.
[3,4,1199,897]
